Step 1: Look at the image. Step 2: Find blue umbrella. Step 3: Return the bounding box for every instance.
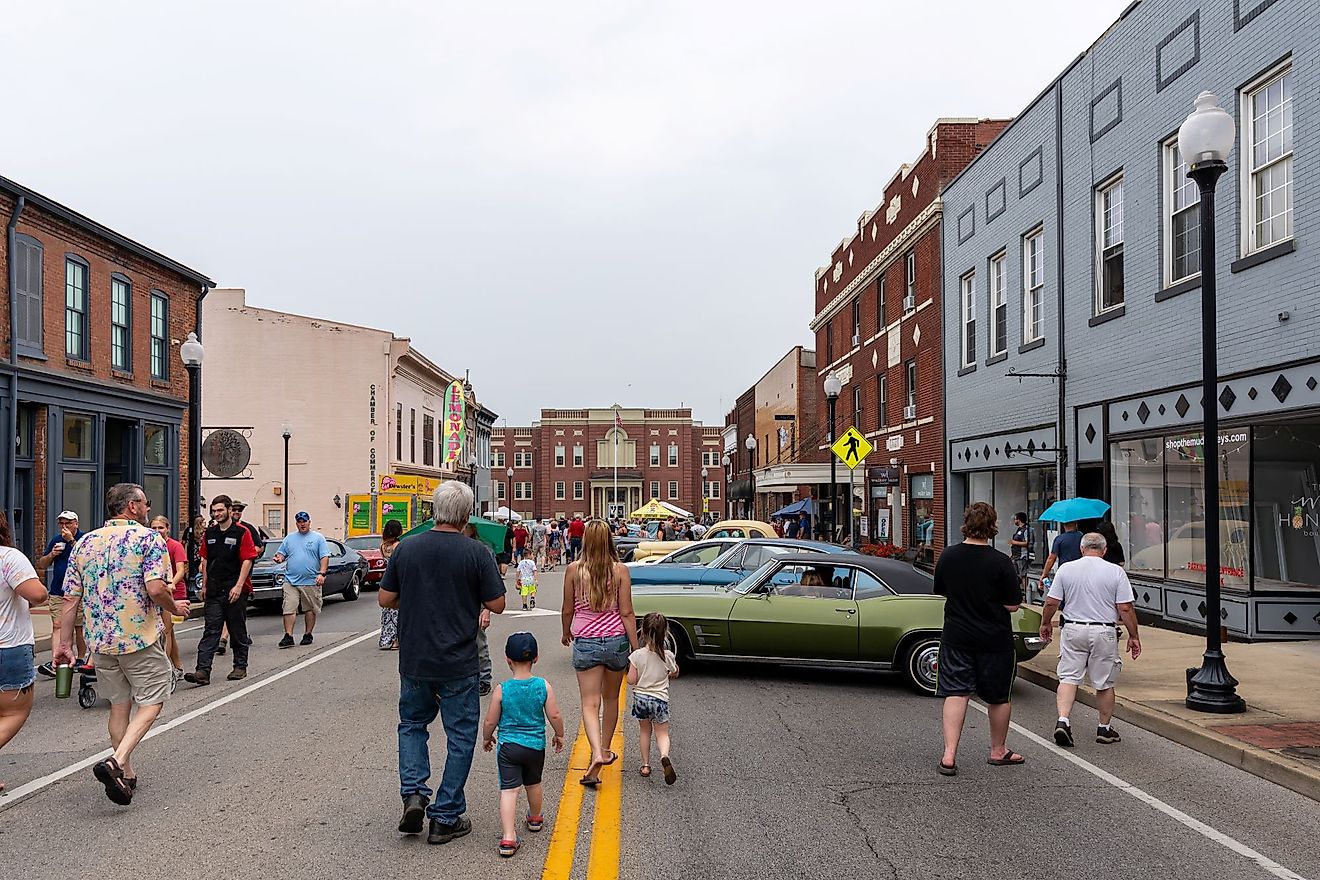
[1039,497,1110,523]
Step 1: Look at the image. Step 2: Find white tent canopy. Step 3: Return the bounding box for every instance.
[660,501,693,518]
[485,506,522,522]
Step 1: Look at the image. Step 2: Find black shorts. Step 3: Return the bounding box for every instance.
[497,742,545,790]
[935,644,1016,704]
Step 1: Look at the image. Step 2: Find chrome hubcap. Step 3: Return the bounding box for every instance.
[914,645,940,689]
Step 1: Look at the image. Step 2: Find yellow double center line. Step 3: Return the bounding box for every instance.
[542,682,626,880]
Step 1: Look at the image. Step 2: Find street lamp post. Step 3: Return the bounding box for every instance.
[701,467,708,519]
[1178,92,1246,714]
[506,466,514,523]
[281,421,292,537]
[824,373,841,543]
[180,332,204,527]
[744,435,757,520]
[721,453,731,520]
[469,453,478,496]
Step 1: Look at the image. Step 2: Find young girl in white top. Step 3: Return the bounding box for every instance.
[627,612,680,784]
[515,556,537,611]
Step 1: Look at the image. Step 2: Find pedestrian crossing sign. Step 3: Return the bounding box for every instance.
[831,427,872,470]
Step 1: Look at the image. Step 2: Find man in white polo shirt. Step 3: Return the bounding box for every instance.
[1038,531,1142,747]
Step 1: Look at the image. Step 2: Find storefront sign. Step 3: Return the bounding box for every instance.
[873,508,890,540]
[869,465,901,485]
[443,380,466,467]
[350,499,371,531]
[369,384,378,493]
[378,473,441,495]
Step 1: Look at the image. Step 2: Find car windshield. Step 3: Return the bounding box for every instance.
[258,541,281,561]
[665,543,728,566]
[344,537,379,551]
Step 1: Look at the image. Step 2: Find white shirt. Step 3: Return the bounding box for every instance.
[0,546,41,647]
[1047,555,1134,623]
[517,558,537,583]
[629,647,678,701]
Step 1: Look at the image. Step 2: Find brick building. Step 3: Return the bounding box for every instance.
[490,408,724,521]
[808,119,1008,554]
[1,175,212,556]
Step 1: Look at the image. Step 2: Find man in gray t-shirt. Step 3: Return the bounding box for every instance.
[1038,532,1141,747]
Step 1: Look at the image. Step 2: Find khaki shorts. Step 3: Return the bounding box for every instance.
[95,641,172,706]
[282,584,324,616]
[1057,624,1122,690]
[49,595,83,629]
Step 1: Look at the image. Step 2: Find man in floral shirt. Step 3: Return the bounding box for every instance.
[56,482,189,806]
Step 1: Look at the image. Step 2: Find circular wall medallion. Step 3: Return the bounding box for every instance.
[202,430,251,478]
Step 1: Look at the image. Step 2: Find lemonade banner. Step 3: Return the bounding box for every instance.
[443,380,466,467]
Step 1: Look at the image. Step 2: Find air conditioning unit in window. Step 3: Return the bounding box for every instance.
[851,333,860,347]
[903,295,915,312]
[903,404,917,421]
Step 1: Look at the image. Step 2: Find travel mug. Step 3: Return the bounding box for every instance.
[54,664,74,699]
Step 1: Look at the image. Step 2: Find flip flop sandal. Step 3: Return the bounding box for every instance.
[498,839,520,858]
[661,756,676,785]
[92,757,133,805]
[602,751,618,766]
[938,762,958,776]
[639,765,651,777]
[579,776,601,787]
[987,751,1026,766]
[526,815,544,832]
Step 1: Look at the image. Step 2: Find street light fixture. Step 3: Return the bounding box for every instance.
[744,435,757,521]
[824,372,842,543]
[180,332,204,527]
[469,453,479,496]
[700,466,708,518]
[282,421,292,537]
[721,453,731,519]
[1178,92,1246,714]
[506,466,515,522]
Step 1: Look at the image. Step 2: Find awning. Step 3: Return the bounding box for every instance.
[660,501,693,518]
[771,498,817,517]
[631,499,671,519]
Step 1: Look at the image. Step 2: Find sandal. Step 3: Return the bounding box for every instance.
[938,761,958,776]
[498,838,520,857]
[92,757,133,805]
[661,756,676,785]
[526,814,544,833]
[579,776,601,787]
[601,750,618,766]
[639,764,651,778]
[987,750,1026,766]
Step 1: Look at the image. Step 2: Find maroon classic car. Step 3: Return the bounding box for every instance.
[345,535,386,585]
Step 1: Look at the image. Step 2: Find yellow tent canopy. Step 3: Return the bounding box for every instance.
[631,499,671,519]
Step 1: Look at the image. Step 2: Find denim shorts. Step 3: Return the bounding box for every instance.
[571,635,630,671]
[631,692,670,724]
[0,644,35,692]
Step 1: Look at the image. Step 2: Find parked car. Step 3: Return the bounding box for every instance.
[626,538,740,567]
[345,535,386,586]
[632,519,779,562]
[249,538,368,604]
[631,552,1046,695]
[628,538,853,589]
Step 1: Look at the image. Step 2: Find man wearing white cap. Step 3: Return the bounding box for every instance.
[36,511,86,676]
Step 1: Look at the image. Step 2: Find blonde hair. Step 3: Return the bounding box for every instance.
[577,520,617,612]
[150,515,171,530]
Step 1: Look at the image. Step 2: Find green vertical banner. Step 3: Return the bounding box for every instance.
[443,379,466,468]
[350,498,371,531]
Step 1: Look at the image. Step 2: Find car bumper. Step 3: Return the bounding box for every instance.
[1023,636,1047,653]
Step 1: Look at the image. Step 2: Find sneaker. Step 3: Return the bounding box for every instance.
[498,838,520,857]
[300,633,313,646]
[37,662,56,678]
[1096,724,1122,744]
[216,638,227,655]
[184,670,210,686]
[278,634,295,649]
[480,681,492,697]
[1053,720,1074,747]
[521,604,528,611]
[227,668,247,681]
[170,667,182,695]
[398,794,428,834]
[529,598,535,608]
[427,816,472,845]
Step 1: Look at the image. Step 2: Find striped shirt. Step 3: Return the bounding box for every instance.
[571,574,625,639]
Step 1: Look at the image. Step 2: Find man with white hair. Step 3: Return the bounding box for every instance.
[381,480,506,845]
[1038,531,1142,746]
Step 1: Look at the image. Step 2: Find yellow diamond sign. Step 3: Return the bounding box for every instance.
[831,426,873,470]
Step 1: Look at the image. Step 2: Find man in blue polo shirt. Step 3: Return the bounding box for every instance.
[273,512,329,648]
[36,511,87,675]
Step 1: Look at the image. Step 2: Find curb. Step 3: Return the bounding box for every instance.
[1017,664,1320,803]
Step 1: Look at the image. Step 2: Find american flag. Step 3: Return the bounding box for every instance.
[614,408,623,430]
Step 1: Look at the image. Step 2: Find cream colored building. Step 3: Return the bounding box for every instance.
[200,288,491,538]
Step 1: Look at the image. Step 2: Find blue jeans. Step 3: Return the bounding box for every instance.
[398,673,480,823]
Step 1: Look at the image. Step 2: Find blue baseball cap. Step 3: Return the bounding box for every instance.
[295,511,311,522]
[505,632,538,661]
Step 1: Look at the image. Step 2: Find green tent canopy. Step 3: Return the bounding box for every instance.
[402,516,507,557]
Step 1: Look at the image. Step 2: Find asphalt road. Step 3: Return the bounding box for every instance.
[1,568,1316,880]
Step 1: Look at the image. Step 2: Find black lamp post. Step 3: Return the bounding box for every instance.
[1178,91,1246,714]
[824,373,841,542]
[745,435,757,520]
[721,453,731,520]
[281,421,292,537]
[180,332,204,527]
[701,466,708,519]
[506,466,514,523]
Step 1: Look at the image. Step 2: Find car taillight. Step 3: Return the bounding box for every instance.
[370,559,386,569]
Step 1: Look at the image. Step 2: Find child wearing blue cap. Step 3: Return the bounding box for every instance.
[481,632,566,858]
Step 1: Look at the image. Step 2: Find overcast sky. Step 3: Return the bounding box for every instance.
[8,1,1128,426]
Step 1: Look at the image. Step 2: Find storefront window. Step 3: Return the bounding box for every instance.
[1112,438,1165,579]
[910,474,934,549]
[144,424,168,467]
[1254,423,1320,589]
[143,474,169,521]
[63,413,93,461]
[62,470,95,527]
[993,470,1028,550]
[1165,430,1250,590]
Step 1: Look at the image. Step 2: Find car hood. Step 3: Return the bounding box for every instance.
[628,563,710,585]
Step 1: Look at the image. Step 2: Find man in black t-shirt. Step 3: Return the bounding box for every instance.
[933,501,1025,776]
[381,481,505,845]
[186,495,259,686]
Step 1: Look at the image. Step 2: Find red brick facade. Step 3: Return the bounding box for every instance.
[809,119,1008,556]
[490,408,724,521]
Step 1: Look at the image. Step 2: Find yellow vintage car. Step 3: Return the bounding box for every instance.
[631,519,779,562]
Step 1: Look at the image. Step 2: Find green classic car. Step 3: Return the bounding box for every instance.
[631,552,1045,695]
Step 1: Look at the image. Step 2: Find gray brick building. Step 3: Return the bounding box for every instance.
[941,0,1318,637]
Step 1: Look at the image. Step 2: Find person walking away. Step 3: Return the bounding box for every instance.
[545,525,561,572]
[784,516,798,538]
[382,481,505,844]
[0,512,47,793]
[516,555,538,611]
[566,516,586,563]
[378,519,403,650]
[1095,520,1126,567]
[934,502,1026,775]
[498,522,514,577]
[1038,532,1141,746]
[562,520,638,787]
[183,514,205,600]
[35,511,86,676]
[532,519,547,570]
[149,516,188,687]
[273,512,329,648]
[462,523,494,696]
[186,495,258,685]
[629,612,679,784]
[512,522,529,564]
[56,483,189,804]
[1008,512,1034,602]
[1039,520,1083,593]
[480,632,566,858]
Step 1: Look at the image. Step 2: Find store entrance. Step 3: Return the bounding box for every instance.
[104,417,139,489]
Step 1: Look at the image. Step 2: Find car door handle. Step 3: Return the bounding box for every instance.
[835,608,856,615]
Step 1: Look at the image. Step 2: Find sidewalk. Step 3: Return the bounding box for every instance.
[1021,610,1320,802]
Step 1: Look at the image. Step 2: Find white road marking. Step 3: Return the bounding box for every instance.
[502,607,560,618]
[968,701,1310,880]
[0,628,381,810]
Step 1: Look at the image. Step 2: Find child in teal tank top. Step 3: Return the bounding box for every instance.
[481,632,566,859]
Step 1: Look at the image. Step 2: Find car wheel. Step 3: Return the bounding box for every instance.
[342,571,361,601]
[903,636,941,696]
[664,622,694,664]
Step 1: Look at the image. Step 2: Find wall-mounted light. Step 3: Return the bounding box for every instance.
[333,494,342,508]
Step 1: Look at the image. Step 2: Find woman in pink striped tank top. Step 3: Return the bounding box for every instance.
[561,520,637,787]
